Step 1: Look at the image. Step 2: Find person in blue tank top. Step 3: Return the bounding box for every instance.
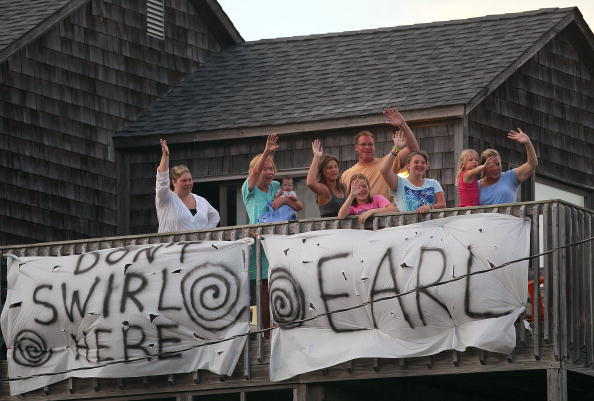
[479,128,538,205]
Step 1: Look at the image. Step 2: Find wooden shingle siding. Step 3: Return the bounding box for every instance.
[468,26,594,207]
[0,0,235,245]
[124,119,459,234]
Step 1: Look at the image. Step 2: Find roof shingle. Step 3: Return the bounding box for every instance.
[117,8,575,136]
[0,0,72,53]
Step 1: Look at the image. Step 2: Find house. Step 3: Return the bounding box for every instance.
[116,7,593,234]
[0,0,242,245]
[1,5,593,399]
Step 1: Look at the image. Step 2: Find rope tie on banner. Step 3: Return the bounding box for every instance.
[1,236,592,383]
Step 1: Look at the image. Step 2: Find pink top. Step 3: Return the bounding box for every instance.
[457,172,479,207]
[348,195,391,216]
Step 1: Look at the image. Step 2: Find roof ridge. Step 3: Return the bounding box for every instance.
[241,7,575,45]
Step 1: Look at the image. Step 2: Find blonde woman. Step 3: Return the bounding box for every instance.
[242,133,302,224]
[479,128,538,205]
[156,139,219,233]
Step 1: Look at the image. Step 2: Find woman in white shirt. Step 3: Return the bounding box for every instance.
[156,139,220,233]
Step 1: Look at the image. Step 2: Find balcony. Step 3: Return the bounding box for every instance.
[1,200,592,401]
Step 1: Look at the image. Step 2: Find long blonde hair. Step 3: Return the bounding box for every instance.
[455,149,479,186]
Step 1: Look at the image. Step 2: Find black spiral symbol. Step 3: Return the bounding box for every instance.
[13,330,53,367]
[269,267,305,328]
[181,263,244,331]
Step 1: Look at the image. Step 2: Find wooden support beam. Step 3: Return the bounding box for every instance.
[294,383,324,401]
[178,392,193,401]
[547,368,567,401]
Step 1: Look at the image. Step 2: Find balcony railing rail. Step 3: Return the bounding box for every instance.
[0,200,592,401]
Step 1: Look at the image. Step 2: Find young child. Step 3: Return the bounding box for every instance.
[257,176,300,222]
[338,173,396,223]
[276,176,298,201]
[456,149,495,207]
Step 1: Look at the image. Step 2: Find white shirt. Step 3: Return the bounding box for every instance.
[155,170,220,233]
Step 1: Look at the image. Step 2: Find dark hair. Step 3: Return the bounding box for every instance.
[317,155,346,193]
[279,176,293,184]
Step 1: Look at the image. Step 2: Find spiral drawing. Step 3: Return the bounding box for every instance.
[269,267,305,328]
[181,263,244,331]
[13,330,53,367]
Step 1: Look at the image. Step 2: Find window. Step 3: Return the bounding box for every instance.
[146,0,165,39]
[535,179,586,267]
[535,181,585,207]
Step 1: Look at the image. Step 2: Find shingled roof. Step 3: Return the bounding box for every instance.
[118,7,581,139]
[0,0,73,53]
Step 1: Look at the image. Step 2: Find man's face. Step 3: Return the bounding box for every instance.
[355,135,375,163]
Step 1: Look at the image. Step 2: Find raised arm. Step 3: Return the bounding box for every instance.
[156,139,172,206]
[509,129,538,183]
[383,107,419,169]
[337,180,359,219]
[380,133,401,191]
[462,156,497,183]
[306,140,331,201]
[247,133,279,191]
[158,139,169,173]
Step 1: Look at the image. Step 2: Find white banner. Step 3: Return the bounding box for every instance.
[262,214,529,381]
[1,239,252,395]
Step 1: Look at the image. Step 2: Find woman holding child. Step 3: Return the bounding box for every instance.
[242,133,303,224]
[456,128,538,207]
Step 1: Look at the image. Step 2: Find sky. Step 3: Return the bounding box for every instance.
[217,0,594,41]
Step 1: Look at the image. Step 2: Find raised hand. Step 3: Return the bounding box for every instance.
[265,133,280,153]
[483,155,498,169]
[160,138,169,157]
[507,128,530,144]
[312,139,323,157]
[350,179,362,197]
[392,130,406,149]
[384,107,406,127]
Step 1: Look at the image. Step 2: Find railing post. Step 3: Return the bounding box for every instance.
[255,232,264,362]
[542,202,552,342]
[558,204,568,363]
[551,202,561,361]
[547,368,567,401]
[530,204,541,360]
[244,242,251,380]
[585,211,593,368]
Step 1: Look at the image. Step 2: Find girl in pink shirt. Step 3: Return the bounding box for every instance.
[338,173,396,223]
[456,149,496,207]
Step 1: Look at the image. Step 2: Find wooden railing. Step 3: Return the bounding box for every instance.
[0,200,592,401]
